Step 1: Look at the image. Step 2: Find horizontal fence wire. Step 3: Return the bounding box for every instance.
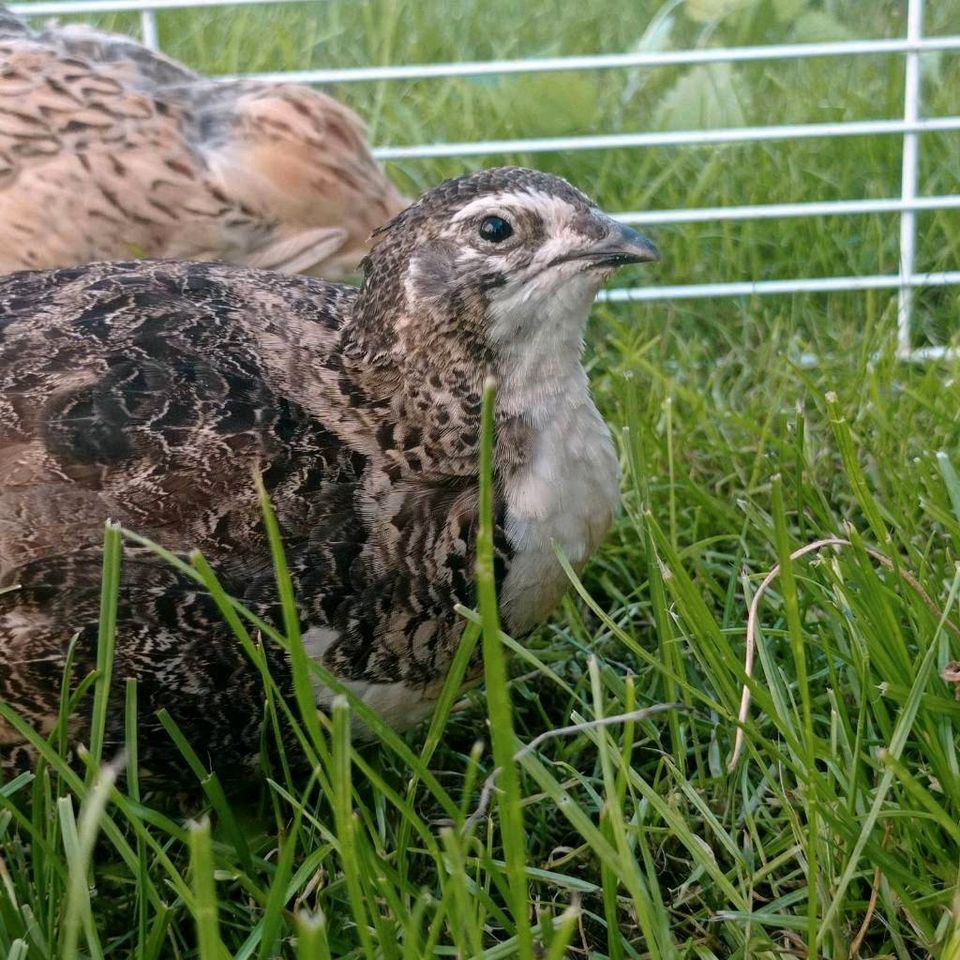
[10,0,308,13]
[618,195,960,226]
[235,36,960,84]
[9,0,960,349]
[370,118,960,161]
[8,5,960,72]
[597,271,960,303]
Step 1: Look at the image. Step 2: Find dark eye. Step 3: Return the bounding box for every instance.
[479,216,513,243]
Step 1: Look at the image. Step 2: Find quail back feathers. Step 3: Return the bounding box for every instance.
[0,6,407,279]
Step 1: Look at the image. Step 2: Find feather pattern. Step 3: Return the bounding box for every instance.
[0,8,407,279]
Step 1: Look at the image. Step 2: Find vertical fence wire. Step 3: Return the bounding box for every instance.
[139,8,159,48]
[897,0,924,356]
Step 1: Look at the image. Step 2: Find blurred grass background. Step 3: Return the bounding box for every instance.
[3,0,960,958]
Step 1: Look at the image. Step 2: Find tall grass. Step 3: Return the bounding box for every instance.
[2,0,960,956]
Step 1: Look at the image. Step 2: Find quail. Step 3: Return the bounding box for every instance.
[0,166,658,781]
[0,7,407,279]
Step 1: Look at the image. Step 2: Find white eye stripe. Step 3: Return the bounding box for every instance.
[449,189,579,226]
[450,193,519,223]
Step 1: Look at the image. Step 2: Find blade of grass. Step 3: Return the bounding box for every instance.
[330,696,375,958]
[295,911,332,960]
[124,679,149,960]
[87,522,123,778]
[156,708,253,872]
[770,474,819,957]
[60,764,117,960]
[255,474,326,752]
[475,376,532,960]
[256,807,302,960]
[188,818,227,960]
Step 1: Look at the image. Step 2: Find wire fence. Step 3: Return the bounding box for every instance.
[11,0,960,359]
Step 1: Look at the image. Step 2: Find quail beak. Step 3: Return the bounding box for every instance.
[575,217,660,270]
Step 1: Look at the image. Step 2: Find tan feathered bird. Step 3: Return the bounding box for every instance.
[0,7,407,278]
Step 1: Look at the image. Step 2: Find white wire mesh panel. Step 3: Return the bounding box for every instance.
[11,0,960,359]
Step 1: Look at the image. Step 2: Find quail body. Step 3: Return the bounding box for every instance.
[0,167,658,781]
[0,7,407,279]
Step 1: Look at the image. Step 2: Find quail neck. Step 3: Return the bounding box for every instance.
[0,166,657,779]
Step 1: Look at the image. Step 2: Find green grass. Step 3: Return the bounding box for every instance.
[4,0,960,956]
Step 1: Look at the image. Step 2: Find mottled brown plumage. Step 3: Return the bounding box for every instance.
[0,7,407,278]
[0,166,658,782]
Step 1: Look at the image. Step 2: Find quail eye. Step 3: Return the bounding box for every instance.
[479,216,513,243]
